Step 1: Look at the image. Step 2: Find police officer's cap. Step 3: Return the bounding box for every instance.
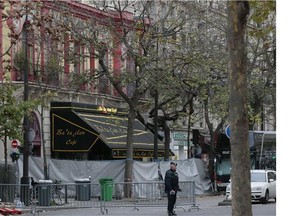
[170,161,177,166]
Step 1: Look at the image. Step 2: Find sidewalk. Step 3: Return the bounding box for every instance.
[23,206,204,216]
[18,194,276,216]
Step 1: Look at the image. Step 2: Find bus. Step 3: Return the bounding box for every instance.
[214,130,276,191]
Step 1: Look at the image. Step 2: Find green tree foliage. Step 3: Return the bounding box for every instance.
[0,82,34,141]
[0,78,39,182]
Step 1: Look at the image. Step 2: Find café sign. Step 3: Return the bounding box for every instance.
[51,113,99,152]
[112,149,165,159]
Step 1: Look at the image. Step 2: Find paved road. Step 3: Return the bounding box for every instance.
[22,195,276,216]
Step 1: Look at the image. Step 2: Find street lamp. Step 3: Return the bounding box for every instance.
[20,127,35,205]
[20,16,31,205]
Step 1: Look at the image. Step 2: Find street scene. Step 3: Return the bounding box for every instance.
[0,1,277,216]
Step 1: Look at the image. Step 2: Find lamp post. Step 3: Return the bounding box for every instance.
[20,17,30,206]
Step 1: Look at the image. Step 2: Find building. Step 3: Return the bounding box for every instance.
[0,0,276,163]
[50,101,166,161]
[0,0,162,162]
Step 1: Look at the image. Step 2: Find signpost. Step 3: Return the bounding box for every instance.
[225,125,230,139]
[11,139,18,148]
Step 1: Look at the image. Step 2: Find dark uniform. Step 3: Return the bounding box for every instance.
[165,162,180,216]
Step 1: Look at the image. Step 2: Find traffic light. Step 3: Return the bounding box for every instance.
[10,152,20,162]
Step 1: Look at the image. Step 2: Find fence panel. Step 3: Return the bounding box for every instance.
[0,181,199,215]
[100,181,199,214]
[32,183,102,210]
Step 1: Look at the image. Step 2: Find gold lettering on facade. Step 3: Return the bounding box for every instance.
[112,149,164,158]
[65,129,73,136]
[96,106,117,114]
[73,130,85,136]
[66,139,77,145]
[56,129,65,135]
[55,127,86,146]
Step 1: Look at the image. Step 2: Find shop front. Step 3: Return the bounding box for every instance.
[51,102,166,161]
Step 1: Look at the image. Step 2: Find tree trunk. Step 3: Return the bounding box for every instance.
[162,120,170,161]
[204,99,216,191]
[124,108,136,197]
[208,133,215,191]
[272,93,276,130]
[153,89,158,161]
[187,115,191,159]
[227,2,251,216]
[187,99,193,159]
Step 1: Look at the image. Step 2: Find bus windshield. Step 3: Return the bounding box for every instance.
[216,158,231,175]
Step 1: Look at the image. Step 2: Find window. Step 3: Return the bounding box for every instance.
[98,47,110,95]
[216,158,231,175]
[251,173,266,182]
[268,172,276,181]
[73,42,81,74]
[126,55,135,97]
[45,40,60,86]
[99,76,110,95]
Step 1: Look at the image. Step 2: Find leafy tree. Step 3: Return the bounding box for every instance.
[0,77,38,183]
[1,1,275,194]
[40,1,189,190]
[247,1,276,130]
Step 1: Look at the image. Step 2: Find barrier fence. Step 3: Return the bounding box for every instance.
[0,181,200,215]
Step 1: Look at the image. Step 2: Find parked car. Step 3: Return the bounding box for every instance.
[225,169,276,204]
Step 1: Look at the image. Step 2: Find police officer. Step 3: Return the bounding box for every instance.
[165,161,181,216]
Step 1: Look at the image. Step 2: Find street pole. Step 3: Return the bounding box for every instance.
[20,17,30,206]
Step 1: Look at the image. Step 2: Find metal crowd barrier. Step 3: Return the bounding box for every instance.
[0,181,200,215]
[0,183,30,215]
[100,181,200,214]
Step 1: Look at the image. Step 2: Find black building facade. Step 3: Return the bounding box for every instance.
[51,102,166,161]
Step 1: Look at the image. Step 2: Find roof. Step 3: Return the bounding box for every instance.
[75,110,164,149]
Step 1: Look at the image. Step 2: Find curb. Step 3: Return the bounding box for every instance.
[196,192,224,198]
[218,199,231,206]
[21,205,94,212]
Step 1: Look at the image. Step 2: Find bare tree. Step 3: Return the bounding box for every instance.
[247,1,276,130]
[227,1,252,216]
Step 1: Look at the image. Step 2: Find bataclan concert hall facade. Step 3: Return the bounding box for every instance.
[50,102,169,161]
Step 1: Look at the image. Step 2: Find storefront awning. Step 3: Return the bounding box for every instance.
[51,102,165,158]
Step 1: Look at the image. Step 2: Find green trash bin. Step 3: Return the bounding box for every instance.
[99,178,114,201]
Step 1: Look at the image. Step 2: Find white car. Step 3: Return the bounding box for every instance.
[225,169,276,204]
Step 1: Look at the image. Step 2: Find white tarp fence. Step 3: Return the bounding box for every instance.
[14,156,212,194]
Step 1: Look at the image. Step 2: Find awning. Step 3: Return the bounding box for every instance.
[51,102,166,158]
